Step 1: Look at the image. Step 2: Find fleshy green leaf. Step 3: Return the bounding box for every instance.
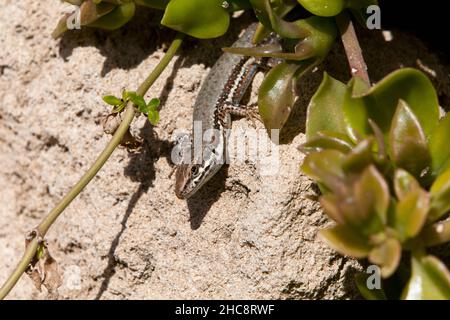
[300,131,353,154]
[394,169,421,200]
[429,113,450,177]
[342,138,374,174]
[429,167,450,221]
[343,68,440,143]
[258,61,304,130]
[88,2,136,30]
[301,150,346,193]
[402,255,450,300]
[305,73,347,139]
[353,165,389,226]
[394,189,429,240]
[369,119,387,162]
[161,0,230,39]
[226,15,336,60]
[368,238,402,278]
[319,225,371,259]
[250,0,310,39]
[320,193,347,224]
[102,95,122,106]
[389,100,431,179]
[294,16,337,60]
[52,0,116,38]
[297,0,346,17]
[422,219,450,247]
[79,1,116,25]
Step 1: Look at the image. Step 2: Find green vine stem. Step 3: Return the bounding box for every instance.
[0,32,184,300]
[335,11,370,85]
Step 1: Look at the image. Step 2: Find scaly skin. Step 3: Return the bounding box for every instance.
[174,23,263,199]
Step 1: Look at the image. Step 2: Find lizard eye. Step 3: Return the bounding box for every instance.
[190,165,200,176]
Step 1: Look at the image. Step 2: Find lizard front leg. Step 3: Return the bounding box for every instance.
[217,102,261,129]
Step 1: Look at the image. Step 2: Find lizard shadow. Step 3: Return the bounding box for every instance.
[186,165,229,230]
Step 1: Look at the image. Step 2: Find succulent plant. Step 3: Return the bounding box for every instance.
[300,68,450,299]
[52,0,378,131]
[13,0,446,301]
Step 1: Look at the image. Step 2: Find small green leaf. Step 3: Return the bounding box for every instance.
[102,95,122,106]
[161,0,230,39]
[122,90,132,101]
[128,93,147,111]
[147,110,160,126]
[319,225,371,259]
[36,243,45,260]
[402,255,450,300]
[305,73,347,139]
[394,189,429,240]
[147,98,160,111]
[355,272,387,300]
[389,100,431,179]
[429,113,450,177]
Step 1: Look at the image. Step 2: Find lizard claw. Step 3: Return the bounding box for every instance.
[245,104,262,128]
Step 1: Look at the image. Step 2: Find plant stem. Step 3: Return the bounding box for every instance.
[0,32,184,300]
[335,11,370,86]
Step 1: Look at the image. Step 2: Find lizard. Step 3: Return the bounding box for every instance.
[174,23,277,199]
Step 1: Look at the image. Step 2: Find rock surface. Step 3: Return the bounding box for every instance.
[1,1,449,299]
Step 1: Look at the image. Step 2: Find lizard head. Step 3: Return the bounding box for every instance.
[174,152,222,199]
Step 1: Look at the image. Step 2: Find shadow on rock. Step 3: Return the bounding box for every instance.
[187,165,229,230]
[56,9,256,77]
[57,9,169,76]
[94,120,173,299]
